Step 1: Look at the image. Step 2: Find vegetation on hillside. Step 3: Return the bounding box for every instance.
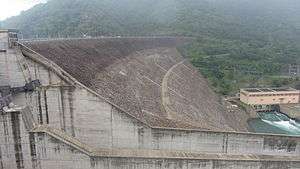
[2,0,300,95]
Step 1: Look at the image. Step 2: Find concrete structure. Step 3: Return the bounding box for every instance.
[240,88,300,105]
[280,104,300,119]
[0,30,300,169]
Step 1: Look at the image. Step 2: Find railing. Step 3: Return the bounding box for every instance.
[32,125,94,156]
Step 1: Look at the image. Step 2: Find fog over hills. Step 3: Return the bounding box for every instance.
[1,0,300,94]
[2,0,300,39]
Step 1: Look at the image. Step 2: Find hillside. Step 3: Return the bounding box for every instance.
[2,0,300,94]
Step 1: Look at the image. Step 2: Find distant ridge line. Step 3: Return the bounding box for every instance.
[19,36,194,43]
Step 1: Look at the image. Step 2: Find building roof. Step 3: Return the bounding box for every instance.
[21,37,249,131]
[0,29,19,33]
[242,88,298,93]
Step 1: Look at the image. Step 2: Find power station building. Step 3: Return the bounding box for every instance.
[1,29,300,169]
[240,88,300,105]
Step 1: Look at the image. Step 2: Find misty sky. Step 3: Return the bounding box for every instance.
[0,0,46,21]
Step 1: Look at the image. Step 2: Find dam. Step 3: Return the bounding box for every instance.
[0,29,300,169]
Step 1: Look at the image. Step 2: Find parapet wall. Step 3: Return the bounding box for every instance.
[110,106,300,156]
[149,128,300,156]
[19,133,300,169]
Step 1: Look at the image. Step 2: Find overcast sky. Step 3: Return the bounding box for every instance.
[0,0,46,21]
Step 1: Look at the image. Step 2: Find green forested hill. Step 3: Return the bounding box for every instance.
[2,0,300,94]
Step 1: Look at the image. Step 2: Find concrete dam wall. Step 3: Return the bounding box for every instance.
[21,38,249,131]
[0,31,300,169]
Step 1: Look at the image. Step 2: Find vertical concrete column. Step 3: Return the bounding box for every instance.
[10,113,24,169]
[222,133,228,153]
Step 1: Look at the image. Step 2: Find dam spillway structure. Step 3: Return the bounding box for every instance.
[0,29,300,169]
